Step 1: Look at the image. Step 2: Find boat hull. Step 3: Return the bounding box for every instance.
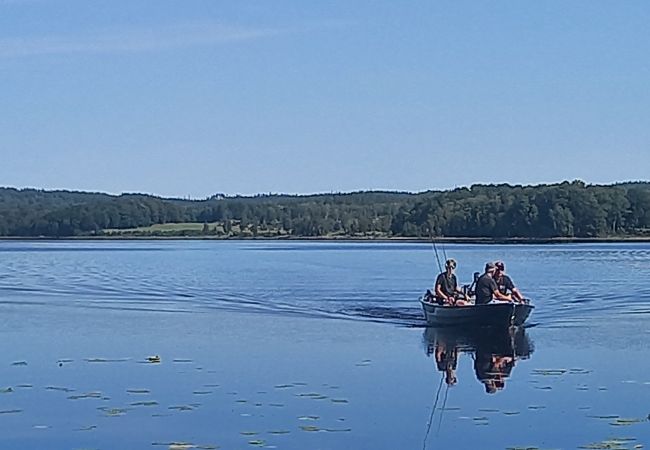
[421,299,534,327]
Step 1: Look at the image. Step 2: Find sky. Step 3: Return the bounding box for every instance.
[0,0,649,198]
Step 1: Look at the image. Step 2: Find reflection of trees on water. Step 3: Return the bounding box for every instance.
[423,326,534,394]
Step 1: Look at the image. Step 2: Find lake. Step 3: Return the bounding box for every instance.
[1,241,649,449]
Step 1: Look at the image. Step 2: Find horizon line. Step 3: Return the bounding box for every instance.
[2,179,649,201]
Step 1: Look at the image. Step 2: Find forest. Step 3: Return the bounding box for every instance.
[0,181,648,239]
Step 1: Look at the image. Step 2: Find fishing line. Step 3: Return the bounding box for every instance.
[422,372,444,450]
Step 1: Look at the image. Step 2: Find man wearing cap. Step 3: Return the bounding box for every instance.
[474,262,513,305]
[494,261,524,302]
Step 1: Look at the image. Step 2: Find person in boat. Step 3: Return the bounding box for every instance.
[474,262,513,305]
[434,259,467,306]
[493,261,524,302]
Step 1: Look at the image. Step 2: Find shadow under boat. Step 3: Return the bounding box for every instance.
[423,325,534,394]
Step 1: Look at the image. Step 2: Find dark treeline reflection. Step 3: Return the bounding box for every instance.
[423,326,534,394]
[0,181,649,237]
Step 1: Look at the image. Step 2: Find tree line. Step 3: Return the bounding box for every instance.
[0,181,648,239]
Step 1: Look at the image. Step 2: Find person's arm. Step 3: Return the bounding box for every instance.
[493,289,512,301]
[491,278,512,301]
[506,276,524,302]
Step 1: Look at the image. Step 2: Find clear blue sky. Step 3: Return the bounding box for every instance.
[1,1,648,198]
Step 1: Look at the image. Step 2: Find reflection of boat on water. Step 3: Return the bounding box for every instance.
[423,326,534,394]
[420,298,534,327]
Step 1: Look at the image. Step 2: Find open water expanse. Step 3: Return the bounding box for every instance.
[1,240,649,450]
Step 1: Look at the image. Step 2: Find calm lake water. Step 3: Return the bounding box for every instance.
[1,241,649,449]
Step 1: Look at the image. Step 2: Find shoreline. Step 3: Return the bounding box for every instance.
[1,235,649,244]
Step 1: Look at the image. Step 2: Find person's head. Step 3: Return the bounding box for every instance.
[483,380,497,394]
[495,261,505,274]
[445,369,457,386]
[445,259,457,272]
[485,262,496,275]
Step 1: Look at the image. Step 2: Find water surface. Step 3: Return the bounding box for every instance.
[1,241,649,449]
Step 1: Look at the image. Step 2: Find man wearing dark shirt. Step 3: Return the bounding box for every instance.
[475,262,512,305]
[494,261,524,302]
[434,259,460,305]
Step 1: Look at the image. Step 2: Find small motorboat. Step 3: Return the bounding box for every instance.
[420,297,534,327]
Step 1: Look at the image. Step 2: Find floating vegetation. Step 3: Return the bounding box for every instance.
[610,418,644,426]
[85,358,129,363]
[248,440,266,447]
[0,409,22,414]
[292,382,308,386]
[527,405,546,410]
[268,403,284,407]
[126,389,151,394]
[152,442,196,450]
[478,408,500,413]
[131,401,159,407]
[236,399,248,403]
[579,437,639,449]
[503,411,521,416]
[11,361,27,366]
[569,368,592,375]
[323,428,351,433]
[192,390,212,395]
[588,415,620,420]
[68,392,102,400]
[534,386,553,390]
[331,398,349,404]
[169,405,195,412]
[46,386,75,392]
[274,384,294,389]
[295,392,327,400]
[298,415,319,421]
[173,359,193,363]
[268,430,291,435]
[16,384,33,389]
[75,425,97,431]
[204,384,220,388]
[300,425,321,432]
[240,431,259,436]
[532,369,567,376]
[99,407,129,417]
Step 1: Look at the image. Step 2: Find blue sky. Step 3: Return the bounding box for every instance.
[1,1,648,198]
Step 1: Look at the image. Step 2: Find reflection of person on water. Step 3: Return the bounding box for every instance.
[475,262,513,305]
[474,352,515,394]
[435,343,458,386]
[434,259,469,306]
[494,261,524,302]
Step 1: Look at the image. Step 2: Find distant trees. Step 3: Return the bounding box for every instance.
[0,181,649,238]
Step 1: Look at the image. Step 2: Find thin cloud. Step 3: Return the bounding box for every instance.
[0,22,285,58]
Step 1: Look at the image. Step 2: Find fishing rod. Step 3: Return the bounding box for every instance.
[422,373,445,450]
[429,229,443,275]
